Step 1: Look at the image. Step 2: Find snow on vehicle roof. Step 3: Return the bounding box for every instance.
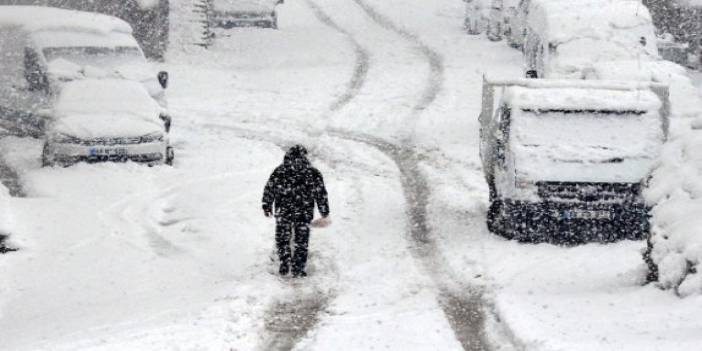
[0,6,133,36]
[503,85,661,112]
[55,79,160,118]
[527,0,653,44]
[31,31,140,50]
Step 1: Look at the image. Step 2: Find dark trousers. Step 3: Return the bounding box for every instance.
[275,219,310,274]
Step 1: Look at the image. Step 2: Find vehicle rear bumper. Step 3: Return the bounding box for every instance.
[502,199,650,243]
[211,12,275,28]
[49,141,167,165]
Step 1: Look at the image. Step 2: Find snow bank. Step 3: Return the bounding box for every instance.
[645,127,702,296]
[0,6,132,35]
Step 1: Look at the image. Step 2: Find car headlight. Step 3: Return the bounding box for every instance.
[140,132,165,143]
[51,133,81,144]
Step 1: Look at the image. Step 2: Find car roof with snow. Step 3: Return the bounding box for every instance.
[502,85,662,112]
[526,0,654,45]
[54,79,161,118]
[0,6,133,35]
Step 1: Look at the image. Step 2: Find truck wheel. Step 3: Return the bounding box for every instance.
[487,199,504,234]
[41,143,54,167]
[165,146,175,166]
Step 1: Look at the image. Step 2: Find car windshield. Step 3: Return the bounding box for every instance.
[42,46,145,69]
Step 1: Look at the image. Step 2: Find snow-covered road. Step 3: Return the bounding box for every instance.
[2,0,702,350]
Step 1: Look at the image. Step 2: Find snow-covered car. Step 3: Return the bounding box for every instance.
[210,0,283,29]
[42,79,174,167]
[505,0,530,48]
[463,0,491,35]
[522,0,658,79]
[0,6,169,135]
[484,0,520,42]
[479,78,670,243]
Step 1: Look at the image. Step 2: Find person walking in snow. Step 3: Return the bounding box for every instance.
[262,145,330,278]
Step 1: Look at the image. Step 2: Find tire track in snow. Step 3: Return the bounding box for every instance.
[303,0,370,115]
[306,1,492,349]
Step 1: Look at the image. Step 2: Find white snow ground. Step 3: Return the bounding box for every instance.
[1,0,702,350]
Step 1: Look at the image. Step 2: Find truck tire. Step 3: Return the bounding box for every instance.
[487,181,510,238]
[165,146,175,166]
[41,143,54,167]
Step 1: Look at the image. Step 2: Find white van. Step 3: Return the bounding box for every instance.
[0,6,168,135]
[523,0,658,79]
[479,78,670,242]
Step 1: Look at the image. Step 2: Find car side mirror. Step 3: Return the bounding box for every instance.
[158,71,169,89]
[525,70,538,79]
[159,113,172,133]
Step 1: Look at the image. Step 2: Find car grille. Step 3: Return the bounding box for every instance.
[62,135,162,146]
[536,182,641,203]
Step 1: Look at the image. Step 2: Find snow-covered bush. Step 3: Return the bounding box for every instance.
[645,126,702,296]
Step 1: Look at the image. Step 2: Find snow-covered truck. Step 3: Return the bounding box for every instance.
[479,78,670,243]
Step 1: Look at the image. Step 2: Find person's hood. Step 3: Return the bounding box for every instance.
[283,145,310,171]
[52,111,163,139]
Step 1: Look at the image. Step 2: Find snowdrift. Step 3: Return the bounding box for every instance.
[645,127,702,296]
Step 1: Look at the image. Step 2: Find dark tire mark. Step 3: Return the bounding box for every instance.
[351,0,444,116]
[304,0,370,114]
[327,130,490,351]
[260,290,332,351]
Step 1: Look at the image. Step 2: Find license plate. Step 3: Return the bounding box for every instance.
[90,147,128,157]
[561,209,612,220]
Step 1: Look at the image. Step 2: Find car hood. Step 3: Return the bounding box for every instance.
[52,112,163,139]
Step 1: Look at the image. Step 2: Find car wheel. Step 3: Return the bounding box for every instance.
[165,146,175,166]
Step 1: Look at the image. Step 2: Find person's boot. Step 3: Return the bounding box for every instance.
[292,271,307,278]
[279,263,290,276]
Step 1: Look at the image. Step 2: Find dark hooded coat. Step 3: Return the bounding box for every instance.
[262,146,329,223]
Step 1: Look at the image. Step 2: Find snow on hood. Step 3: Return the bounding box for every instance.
[212,0,279,13]
[52,79,163,139]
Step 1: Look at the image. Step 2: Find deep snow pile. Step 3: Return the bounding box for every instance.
[645,126,702,296]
